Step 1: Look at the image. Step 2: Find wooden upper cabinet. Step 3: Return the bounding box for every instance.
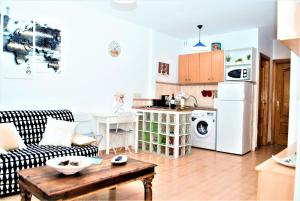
[199,52,212,83]
[277,0,300,56]
[188,54,200,83]
[211,50,224,82]
[178,54,189,84]
[178,51,224,84]
[178,54,200,84]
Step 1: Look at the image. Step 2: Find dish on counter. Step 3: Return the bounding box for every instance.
[272,152,296,168]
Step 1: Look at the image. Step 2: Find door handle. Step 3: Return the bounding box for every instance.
[276,101,280,111]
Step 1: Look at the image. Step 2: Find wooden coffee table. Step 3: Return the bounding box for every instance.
[18,157,157,201]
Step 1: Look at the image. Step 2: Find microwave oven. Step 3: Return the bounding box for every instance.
[225,67,250,81]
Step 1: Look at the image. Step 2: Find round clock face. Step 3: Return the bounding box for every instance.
[108,41,121,57]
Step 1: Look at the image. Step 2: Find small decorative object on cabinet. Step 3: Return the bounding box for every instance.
[211,42,221,51]
[225,55,232,63]
[108,41,121,57]
[135,109,192,159]
[246,54,251,61]
[235,58,243,63]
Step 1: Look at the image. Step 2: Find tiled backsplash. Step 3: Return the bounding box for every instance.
[156,82,218,107]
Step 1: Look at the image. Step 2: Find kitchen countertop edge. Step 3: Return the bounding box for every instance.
[132,106,217,112]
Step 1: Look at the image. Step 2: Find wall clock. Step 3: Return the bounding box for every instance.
[108,41,121,57]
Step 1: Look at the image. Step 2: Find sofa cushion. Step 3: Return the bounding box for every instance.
[0,123,26,151]
[39,117,78,147]
[72,135,96,146]
[0,148,7,154]
[0,144,98,195]
[0,110,74,145]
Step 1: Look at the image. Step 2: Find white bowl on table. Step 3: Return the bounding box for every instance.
[46,156,92,175]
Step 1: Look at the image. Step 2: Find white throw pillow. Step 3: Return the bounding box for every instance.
[0,147,8,154]
[0,123,26,151]
[39,117,78,147]
[72,135,96,146]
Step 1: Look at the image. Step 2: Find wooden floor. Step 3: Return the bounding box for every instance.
[3,145,284,201]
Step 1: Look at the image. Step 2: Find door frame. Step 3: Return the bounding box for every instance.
[271,59,291,144]
[257,53,271,146]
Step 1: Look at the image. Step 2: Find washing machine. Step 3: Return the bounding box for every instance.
[191,110,217,150]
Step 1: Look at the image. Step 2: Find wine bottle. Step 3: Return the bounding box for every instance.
[170,94,176,109]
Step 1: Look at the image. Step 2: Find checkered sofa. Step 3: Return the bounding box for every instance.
[0,110,98,196]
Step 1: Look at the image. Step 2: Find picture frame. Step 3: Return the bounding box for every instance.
[158,62,169,76]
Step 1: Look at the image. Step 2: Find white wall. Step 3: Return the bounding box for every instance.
[152,31,181,84]
[258,26,275,57]
[0,0,154,114]
[273,40,291,59]
[0,0,182,149]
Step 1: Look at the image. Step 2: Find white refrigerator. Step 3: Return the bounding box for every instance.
[216,82,253,155]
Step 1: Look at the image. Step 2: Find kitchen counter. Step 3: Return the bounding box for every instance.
[133,107,193,158]
[132,106,217,112]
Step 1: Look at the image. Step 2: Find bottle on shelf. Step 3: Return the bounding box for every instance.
[180,97,185,110]
[170,94,176,109]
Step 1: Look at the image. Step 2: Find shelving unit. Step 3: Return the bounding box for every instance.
[224,47,256,82]
[224,48,255,66]
[136,110,192,159]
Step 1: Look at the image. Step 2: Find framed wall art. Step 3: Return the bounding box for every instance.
[158,62,169,76]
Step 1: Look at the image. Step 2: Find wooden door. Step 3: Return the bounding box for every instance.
[188,54,200,83]
[178,55,189,84]
[199,52,212,83]
[257,54,270,146]
[273,60,290,146]
[211,50,224,82]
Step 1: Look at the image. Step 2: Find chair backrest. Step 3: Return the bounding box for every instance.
[0,109,74,145]
[114,112,136,132]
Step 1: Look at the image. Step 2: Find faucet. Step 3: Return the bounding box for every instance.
[184,95,198,107]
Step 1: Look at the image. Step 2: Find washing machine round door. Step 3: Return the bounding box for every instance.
[194,118,211,138]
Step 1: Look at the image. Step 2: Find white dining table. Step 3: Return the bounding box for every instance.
[92,113,139,155]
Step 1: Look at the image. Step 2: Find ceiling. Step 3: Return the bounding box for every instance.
[96,0,277,39]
